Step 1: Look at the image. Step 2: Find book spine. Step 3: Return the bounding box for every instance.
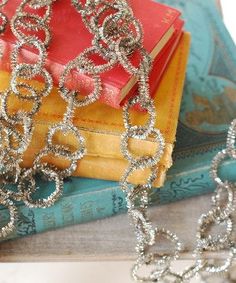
[121,19,184,108]
[0,38,121,108]
[2,159,234,242]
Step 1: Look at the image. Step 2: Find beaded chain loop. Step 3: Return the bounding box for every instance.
[0,1,235,282]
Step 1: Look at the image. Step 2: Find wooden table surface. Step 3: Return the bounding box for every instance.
[0,193,234,262]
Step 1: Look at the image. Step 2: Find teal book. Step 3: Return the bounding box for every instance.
[0,0,236,242]
[0,158,234,242]
[158,0,236,183]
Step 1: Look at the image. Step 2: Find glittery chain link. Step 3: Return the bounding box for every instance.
[0,2,235,282]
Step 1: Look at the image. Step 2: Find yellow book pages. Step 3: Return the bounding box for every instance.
[0,32,191,187]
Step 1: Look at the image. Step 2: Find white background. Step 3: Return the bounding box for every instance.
[0,1,235,283]
[221,0,236,42]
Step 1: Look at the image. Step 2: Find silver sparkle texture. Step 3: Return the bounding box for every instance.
[0,0,8,34]
[0,1,235,282]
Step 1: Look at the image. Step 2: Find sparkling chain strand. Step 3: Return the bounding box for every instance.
[0,0,155,237]
[0,2,235,283]
[128,119,236,283]
[0,0,55,236]
[0,0,8,34]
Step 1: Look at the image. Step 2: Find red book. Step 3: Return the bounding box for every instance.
[121,18,184,107]
[1,0,182,108]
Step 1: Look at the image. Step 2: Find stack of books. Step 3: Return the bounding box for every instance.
[0,0,235,242]
[0,0,189,240]
[1,0,187,187]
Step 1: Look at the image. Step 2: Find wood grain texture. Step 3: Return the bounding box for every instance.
[0,194,234,262]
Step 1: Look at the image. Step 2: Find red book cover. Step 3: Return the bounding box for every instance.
[0,0,181,108]
[121,18,184,107]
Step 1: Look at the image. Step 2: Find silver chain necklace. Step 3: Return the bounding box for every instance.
[0,1,235,282]
[0,0,8,33]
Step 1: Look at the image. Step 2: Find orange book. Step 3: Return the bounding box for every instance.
[0,33,191,187]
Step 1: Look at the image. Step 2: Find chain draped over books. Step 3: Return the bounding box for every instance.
[0,0,235,282]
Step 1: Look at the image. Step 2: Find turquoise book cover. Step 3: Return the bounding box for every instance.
[0,0,235,242]
[158,0,236,188]
[0,178,126,241]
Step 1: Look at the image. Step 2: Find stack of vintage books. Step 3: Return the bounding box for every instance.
[0,0,235,241]
[1,0,187,186]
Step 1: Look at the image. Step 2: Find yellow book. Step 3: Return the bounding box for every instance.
[0,32,191,187]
